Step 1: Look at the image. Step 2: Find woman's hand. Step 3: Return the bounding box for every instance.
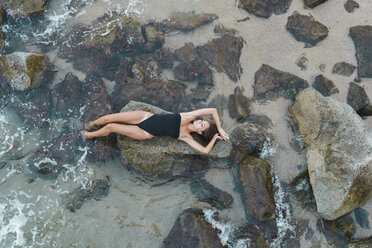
[218,129,229,140]
[214,133,223,140]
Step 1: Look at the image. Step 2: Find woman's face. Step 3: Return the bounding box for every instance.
[194,120,210,134]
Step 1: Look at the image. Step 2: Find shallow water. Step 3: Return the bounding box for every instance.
[1,0,372,247]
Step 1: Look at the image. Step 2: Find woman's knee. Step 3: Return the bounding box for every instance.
[104,123,115,133]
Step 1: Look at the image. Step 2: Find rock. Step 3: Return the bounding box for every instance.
[174,42,198,63]
[228,87,251,120]
[196,33,244,81]
[303,0,328,8]
[231,122,274,160]
[0,4,3,52]
[332,62,356,76]
[238,0,292,18]
[1,0,49,16]
[354,208,370,229]
[286,11,328,47]
[190,178,233,210]
[234,156,276,221]
[153,47,174,69]
[316,215,355,247]
[159,12,218,32]
[117,101,233,180]
[348,237,372,248]
[312,74,339,97]
[344,0,359,13]
[11,86,52,127]
[253,64,308,102]
[354,76,362,83]
[288,88,372,220]
[174,59,213,85]
[66,179,110,212]
[208,95,228,119]
[291,170,316,211]
[162,208,223,248]
[347,82,372,116]
[242,114,273,129]
[296,55,308,70]
[53,73,84,117]
[0,52,54,91]
[350,26,372,78]
[181,85,212,111]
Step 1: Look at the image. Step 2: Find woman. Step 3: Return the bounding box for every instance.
[81,108,229,154]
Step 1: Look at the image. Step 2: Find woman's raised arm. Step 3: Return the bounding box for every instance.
[180,134,222,154]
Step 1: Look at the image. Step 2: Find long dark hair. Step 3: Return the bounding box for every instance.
[191,121,218,146]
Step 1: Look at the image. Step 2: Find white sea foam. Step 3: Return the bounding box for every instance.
[259,137,278,159]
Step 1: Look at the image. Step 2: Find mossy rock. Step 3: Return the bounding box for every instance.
[3,0,49,16]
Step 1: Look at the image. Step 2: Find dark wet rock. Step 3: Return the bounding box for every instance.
[11,86,52,127]
[316,215,355,247]
[350,26,372,78]
[162,208,223,248]
[237,16,250,22]
[348,236,372,248]
[0,4,3,52]
[354,76,362,83]
[238,0,292,18]
[332,62,356,76]
[208,95,228,119]
[174,59,213,85]
[190,178,233,210]
[0,161,6,169]
[117,101,233,180]
[159,12,218,33]
[234,156,276,221]
[303,0,328,8]
[85,133,120,162]
[1,0,49,16]
[253,64,308,102]
[286,11,328,47]
[312,74,339,97]
[182,85,212,110]
[242,114,273,129]
[347,82,372,116]
[66,179,110,212]
[228,87,251,120]
[153,47,174,69]
[53,73,84,117]
[230,223,267,247]
[213,24,238,36]
[231,122,274,160]
[296,55,308,70]
[344,0,359,13]
[291,170,316,211]
[319,63,326,72]
[174,42,197,63]
[0,52,54,91]
[354,208,370,229]
[196,32,244,81]
[289,88,372,220]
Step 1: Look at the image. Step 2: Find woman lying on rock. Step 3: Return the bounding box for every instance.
[81,108,229,154]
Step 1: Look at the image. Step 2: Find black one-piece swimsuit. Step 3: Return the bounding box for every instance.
[137,113,181,139]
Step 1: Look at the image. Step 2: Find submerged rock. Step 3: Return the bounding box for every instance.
[344,0,359,13]
[162,208,223,248]
[190,178,233,210]
[332,62,356,77]
[316,215,355,247]
[174,59,213,85]
[348,237,372,248]
[117,101,233,180]
[174,42,198,63]
[196,32,244,81]
[0,52,54,91]
[289,88,372,220]
[291,170,316,211]
[347,82,372,116]
[66,179,110,212]
[1,0,49,16]
[286,11,328,47]
[354,208,370,229]
[235,156,276,221]
[350,26,372,78]
[0,4,3,52]
[303,0,328,8]
[253,64,308,102]
[228,87,251,120]
[312,74,339,97]
[238,0,292,18]
[159,12,218,32]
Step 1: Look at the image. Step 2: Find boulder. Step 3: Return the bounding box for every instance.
[291,170,316,211]
[347,82,372,116]
[312,74,339,97]
[350,26,372,78]
[303,0,328,8]
[66,179,110,212]
[174,59,213,85]
[253,64,308,102]
[316,215,355,247]
[289,88,372,220]
[353,208,370,229]
[117,101,233,180]
[332,62,356,77]
[238,0,292,18]
[344,0,359,13]
[228,87,251,120]
[1,0,49,16]
[153,47,174,69]
[159,12,218,33]
[286,11,328,47]
[174,42,198,63]
[235,156,276,221]
[190,178,233,210]
[162,208,223,248]
[0,52,54,91]
[0,4,3,52]
[196,32,244,81]
[348,237,372,248]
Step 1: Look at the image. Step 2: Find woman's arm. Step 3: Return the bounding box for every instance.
[180,134,222,154]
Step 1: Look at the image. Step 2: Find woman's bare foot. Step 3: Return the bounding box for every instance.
[84,121,96,130]
[81,131,93,139]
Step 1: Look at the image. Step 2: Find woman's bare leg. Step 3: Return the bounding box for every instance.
[85,111,153,130]
[81,123,153,140]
